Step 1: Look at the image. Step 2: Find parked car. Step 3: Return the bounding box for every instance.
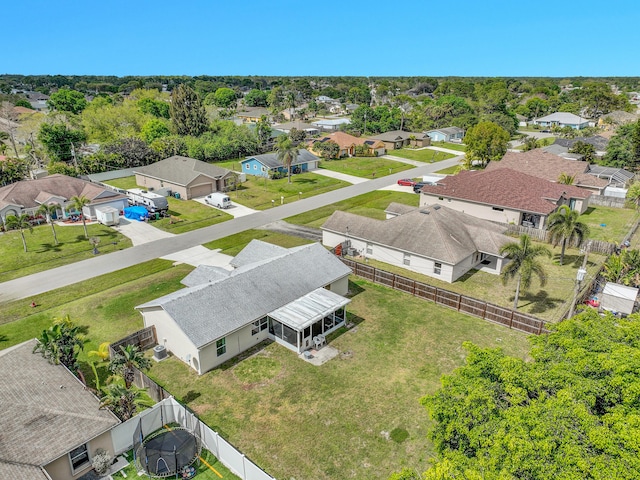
[397,178,416,187]
[413,181,436,193]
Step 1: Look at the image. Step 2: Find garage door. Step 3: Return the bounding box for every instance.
[188,184,213,199]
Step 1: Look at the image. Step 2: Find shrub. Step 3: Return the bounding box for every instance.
[92,448,113,475]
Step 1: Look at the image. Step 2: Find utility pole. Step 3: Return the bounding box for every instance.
[568,241,591,319]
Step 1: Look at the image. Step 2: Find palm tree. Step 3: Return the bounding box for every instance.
[109,344,151,388]
[33,316,85,372]
[70,195,90,238]
[500,234,552,310]
[557,172,576,185]
[99,382,153,420]
[88,342,111,391]
[275,136,299,184]
[37,202,60,245]
[547,205,590,265]
[5,213,33,252]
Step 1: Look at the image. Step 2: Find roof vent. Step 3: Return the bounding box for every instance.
[419,209,430,215]
[433,205,441,210]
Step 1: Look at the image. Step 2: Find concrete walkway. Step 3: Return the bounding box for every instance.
[312,168,370,184]
[425,145,466,156]
[0,158,462,302]
[381,154,426,167]
[192,197,258,218]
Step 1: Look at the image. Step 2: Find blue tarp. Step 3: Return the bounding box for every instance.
[124,206,149,221]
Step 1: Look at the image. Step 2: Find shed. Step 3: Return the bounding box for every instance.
[601,282,639,315]
[95,205,120,226]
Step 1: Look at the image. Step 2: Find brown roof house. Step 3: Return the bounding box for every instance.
[322,203,513,283]
[485,149,609,194]
[309,131,386,157]
[0,174,128,223]
[0,340,120,480]
[418,168,591,230]
[133,156,237,200]
[369,130,431,150]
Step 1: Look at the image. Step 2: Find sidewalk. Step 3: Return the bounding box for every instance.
[424,145,466,156]
[381,154,426,167]
[312,168,370,184]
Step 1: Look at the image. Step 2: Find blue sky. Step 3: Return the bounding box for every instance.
[5,0,638,77]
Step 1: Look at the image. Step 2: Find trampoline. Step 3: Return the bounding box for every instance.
[136,427,201,478]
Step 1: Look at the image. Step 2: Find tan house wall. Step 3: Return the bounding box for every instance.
[44,431,114,480]
[198,321,269,374]
[141,308,200,371]
[135,174,189,200]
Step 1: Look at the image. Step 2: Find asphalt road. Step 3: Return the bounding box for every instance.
[0,157,462,302]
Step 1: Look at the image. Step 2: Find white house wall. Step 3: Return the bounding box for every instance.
[329,275,349,295]
[198,322,270,374]
[141,308,200,372]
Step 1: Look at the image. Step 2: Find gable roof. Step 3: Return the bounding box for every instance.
[419,168,591,215]
[310,132,385,150]
[181,264,231,287]
[553,135,610,152]
[242,149,319,169]
[0,174,126,211]
[426,127,465,136]
[322,204,512,264]
[237,107,270,118]
[273,121,319,131]
[370,130,428,142]
[134,156,233,186]
[136,242,351,348]
[230,239,288,268]
[0,340,119,469]
[535,112,590,124]
[486,150,609,189]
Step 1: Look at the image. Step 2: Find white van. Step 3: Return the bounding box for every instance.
[205,192,231,209]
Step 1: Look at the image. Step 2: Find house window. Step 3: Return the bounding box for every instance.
[492,207,504,211]
[252,317,268,335]
[438,197,444,201]
[245,164,249,170]
[434,262,442,275]
[253,164,257,170]
[262,166,267,172]
[403,253,411,265]
[216,338,226,357]
[69,443,90,472]
[366,243,372,255]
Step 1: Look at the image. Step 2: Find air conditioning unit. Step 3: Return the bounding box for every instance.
[153,345,167,360]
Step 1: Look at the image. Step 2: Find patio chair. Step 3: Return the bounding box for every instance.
[313,336,323,349]
[317,334,327,347]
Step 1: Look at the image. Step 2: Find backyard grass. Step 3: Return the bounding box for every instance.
[390,148,456,162]
[204,229,312,256]
[319,156,412,178]
[147,278,531,480]
[0,223,132,281]
[434,165,459,174]
[581,205,639,243]
[430,141,467,152]
[114,448,240,480]
[227,172,350,210]
[104,176,138,190]
[286,190,418,228]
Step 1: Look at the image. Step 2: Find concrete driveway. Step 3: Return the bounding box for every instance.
[192,197,258,218]
[312,168,370,184]
[114,218,174,246]
[161,246,233,268]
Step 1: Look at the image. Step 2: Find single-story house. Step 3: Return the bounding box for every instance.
[369,130,431,150]
[0,340,120,480]
[309,131,386,157]
[236,107,270,123]
[241,149,319,178]
[533,112,590,130]
[136,241,352,374]
[322,203,513,283]
[273,121,320,136]
[553,136,610,157]
[311,118,352,131]
[598,110,640,127]
[425,127,465,142]
[0,174,128,223]
[133,156,237,200]
[485,149,609,194]
[586,165,635,188]
[418,168,591,229]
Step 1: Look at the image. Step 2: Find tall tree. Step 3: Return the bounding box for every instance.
[108,344,151,389]
[499,234,551,310]
[37,202,60,245]
[275,135,299,184]
[47,88,88,114]
[0,101,21,157]
[256,115,272,150]
[170,84,208,136]
[5,213,32,252]
[70,195,90,238]
[38,122,86,163]
[463,121,510,168]
[547,205,590,265]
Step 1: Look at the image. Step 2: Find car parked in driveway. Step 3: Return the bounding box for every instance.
[397,178,416,187]
[413,181,436,193]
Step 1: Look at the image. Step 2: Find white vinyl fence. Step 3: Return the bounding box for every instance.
[110,397,275,480]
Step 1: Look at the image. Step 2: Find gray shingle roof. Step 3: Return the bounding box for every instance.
[535,112,590,124]
[229,239,288,268]
[243,149,319,169]
[136,242,351,347]
[133,156,234,186]
[427,127,465,136]
[553,136,610,151]
[181,265,231,287]
[0,341,119,467]
[370,130,427,142]
[0,462,48,480]
[322,204,512,264]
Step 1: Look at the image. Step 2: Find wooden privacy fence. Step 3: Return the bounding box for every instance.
[340,258,549,335]
[503,224,616,255]
[109,325,157,358]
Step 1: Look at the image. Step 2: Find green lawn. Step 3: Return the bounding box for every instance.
[435,165,459,174]
[147,278,531,480]
[319,156,412,178]
[204,229,313,256]
[390,148,456,162]
[286,190,418,228]
[0,223,132,281]
[430,141,467,152]
[514,137,556,150]
[104,176,138,190]
[581,206,639,243]
[227,172,350,210]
